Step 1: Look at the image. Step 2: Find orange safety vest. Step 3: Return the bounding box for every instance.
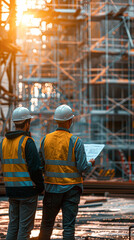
[0,135,35,188]
[41,130,83,185]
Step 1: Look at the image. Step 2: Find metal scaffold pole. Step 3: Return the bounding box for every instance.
[0,0,18,136]
[1,0,134,180]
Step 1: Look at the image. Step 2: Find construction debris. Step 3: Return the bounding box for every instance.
[1,195,134,239]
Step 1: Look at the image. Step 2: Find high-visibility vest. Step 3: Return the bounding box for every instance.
[41,130,83,185]
[0,135,35,188]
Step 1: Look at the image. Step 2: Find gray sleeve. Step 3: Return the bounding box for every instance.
[74,138,92,174]
[39,136,46,172]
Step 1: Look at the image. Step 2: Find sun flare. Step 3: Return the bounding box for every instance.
[2,0,48,35]
[16,0,46,28]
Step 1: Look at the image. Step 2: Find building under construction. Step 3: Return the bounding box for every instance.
[0,0,134,180]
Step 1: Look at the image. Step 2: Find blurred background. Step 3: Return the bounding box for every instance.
[0,0,134,185]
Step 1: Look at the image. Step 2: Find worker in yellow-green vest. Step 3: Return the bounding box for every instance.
[38,104,95,240]
[0,107,44,240]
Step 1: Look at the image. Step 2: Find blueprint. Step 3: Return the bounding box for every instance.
[84,144,105,161]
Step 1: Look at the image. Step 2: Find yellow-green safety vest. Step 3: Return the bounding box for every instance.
[41,130,83,185]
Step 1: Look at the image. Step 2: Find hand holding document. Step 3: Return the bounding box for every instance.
[84,144,105,162]
[89,158,95,166]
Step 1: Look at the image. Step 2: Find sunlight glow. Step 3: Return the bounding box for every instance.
[42,44,46,49]
[21,14,34,26]
[31,98,38,111]
[33,83,41,97]
[30,28,41,36]
[33,48,37,53]
[42,35,46,42]
[30,229,40,237]
[42,83,53,97]
[1,3,9,22]
[47,23,52,29]
[16,0,46,31]
[41,21,46,31]
[5,24,9,31]
[2,0,48,35]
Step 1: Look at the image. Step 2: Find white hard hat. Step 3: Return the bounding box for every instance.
[54,104,74,121]
[12,107,33,124]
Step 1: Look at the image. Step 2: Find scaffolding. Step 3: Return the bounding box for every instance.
[1,0,134,180]
[0,0,21,136]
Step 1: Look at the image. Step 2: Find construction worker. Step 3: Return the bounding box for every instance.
[38,104,95,240]
[0,107,44,240]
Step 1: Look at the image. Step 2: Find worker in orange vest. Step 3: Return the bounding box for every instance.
[38,104,95,240]
[0,107,44,240]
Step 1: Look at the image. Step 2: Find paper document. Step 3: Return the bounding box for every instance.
[84,144,105,161]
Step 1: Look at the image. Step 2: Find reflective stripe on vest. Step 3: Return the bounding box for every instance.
[0,139,4,164]
[0,135,34,187]
[41,133,83,184]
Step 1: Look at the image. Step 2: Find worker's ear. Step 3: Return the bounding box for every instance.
[69,118,73,128]
[25,119,31,132]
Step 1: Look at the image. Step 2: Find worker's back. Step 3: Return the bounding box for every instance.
[41,129,83,185]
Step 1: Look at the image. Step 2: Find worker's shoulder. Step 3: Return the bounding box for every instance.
[23,134,34,141]
[25,136,35,146]
[0,136,4,144]
[71,135,84,146]
[40,131,54,142]
[71,134,80,144]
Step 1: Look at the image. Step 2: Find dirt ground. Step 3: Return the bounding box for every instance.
[1,195,134,239]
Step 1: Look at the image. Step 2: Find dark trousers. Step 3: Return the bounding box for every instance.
[38,187,81,240]
[6,196,38,240]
